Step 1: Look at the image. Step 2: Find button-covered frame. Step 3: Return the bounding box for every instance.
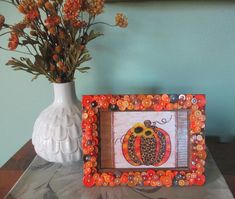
[82,94,206,187]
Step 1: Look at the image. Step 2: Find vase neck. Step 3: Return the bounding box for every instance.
[53,82,78,105]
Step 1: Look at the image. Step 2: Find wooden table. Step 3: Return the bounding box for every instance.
[0,137,234,199]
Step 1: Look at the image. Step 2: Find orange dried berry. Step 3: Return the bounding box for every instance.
[37,0,44,7]
[115,13,128,28]
[62,66,68,73]
[50,63,56,72]
[52,54,59,62]
[59,30,65,39]
[48,27,56,35]
[18,5,25,14]
[45,1,54,11]
[55,45,62,53]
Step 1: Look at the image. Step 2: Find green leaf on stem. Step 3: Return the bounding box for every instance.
[86,30,103,43]
[77,66,91,73]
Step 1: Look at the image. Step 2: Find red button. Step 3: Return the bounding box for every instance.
[195,95,206,108]
[83,175,95,187]
[195,174,205,186]
[147,169,155,177]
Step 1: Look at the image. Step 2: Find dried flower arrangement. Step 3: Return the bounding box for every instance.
[0,0,128,83]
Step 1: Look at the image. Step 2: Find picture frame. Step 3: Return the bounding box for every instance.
[82,94,206,187]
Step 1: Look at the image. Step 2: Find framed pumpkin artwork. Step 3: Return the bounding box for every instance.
[82,94,206,187]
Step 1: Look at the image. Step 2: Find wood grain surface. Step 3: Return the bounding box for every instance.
[0,140,36,199]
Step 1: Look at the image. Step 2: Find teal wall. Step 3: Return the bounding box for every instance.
[1,1,235,166]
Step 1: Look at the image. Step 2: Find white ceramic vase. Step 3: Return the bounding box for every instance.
[32,82,82,163]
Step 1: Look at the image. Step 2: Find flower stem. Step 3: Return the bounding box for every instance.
[0,46,32,55]
[0,0,16,6]
[90,22,116,27]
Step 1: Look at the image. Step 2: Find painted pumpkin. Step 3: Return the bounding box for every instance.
[122,121,171,166]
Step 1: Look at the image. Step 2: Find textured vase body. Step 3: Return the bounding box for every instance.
[32,82,82,163]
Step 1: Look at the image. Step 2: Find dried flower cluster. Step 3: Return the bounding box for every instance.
[0,0,128,83]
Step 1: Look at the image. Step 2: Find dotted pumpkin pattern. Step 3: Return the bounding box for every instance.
[122,123,171,166]
[82,94,206,187]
